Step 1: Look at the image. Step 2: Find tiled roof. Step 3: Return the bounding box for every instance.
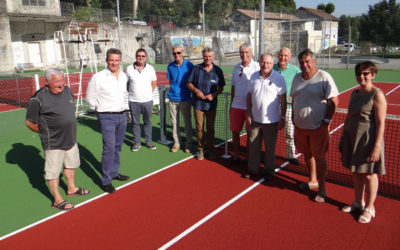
[233,9,301,21]
[296,7,339,21]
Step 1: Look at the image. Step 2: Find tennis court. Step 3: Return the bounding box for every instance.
[1,67,400,249]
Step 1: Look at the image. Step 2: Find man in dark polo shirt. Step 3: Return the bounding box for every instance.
[187,47,225,160]
[25,68,90,211]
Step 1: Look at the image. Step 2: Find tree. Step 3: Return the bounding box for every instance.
[317,3,326,11]
[339,15,361,44]
[359,0,400,49]
[325,2,335,14]
[317,2,335,14]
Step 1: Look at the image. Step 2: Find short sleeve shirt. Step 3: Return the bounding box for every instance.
[273,63,301,103]
[248,70,286,124]
[187,63,225,111]
[167,59,194,102]
[127,63,157,103]
[231,60,260,110]
[26,86,77,150]
[291,70,339,129]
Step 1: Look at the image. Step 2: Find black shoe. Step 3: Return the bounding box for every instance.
[288,158,300,165]
[241,172,256,180]
[264,169,275,181]
[102,183,116,193]
[113,174,130,181]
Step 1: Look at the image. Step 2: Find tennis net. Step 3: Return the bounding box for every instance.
[163,90,400,200]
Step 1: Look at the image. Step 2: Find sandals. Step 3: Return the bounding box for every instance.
[314,193,327,203]
[51,200,74,211]
[298,182,319,190]
[342,201,365,213]
[358,208,376,223]
[67,187,90,197]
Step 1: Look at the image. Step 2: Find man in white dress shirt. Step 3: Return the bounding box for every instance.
[86,48,130,194]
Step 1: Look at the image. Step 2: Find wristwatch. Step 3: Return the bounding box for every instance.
[323,118,332,124]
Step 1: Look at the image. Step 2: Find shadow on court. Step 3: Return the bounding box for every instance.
[5,143,53,201]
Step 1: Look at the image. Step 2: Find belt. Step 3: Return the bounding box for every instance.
[97,111,127,114]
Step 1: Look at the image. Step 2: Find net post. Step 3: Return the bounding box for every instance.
[157,85,172,145]
[34,74,40,91]
[221,92,231,159]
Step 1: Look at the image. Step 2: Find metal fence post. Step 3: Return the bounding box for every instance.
[221,92,231,159]
[157,85,172,145]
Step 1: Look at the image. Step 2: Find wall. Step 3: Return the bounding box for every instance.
[0,16,15,72]
[164,27,249,63]
[6,0,61,16]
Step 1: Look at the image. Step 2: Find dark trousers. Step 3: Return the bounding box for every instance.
[98,112,127,185]
[129,100,153,146]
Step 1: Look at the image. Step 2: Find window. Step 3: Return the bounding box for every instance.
[22,0,46,6]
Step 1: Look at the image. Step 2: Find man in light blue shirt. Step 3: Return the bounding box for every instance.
[273,47,301,166]
[167,46,194,153]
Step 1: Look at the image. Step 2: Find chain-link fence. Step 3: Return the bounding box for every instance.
[0,0,374,113]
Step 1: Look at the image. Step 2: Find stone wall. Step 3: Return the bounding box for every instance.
[0,15,14,72]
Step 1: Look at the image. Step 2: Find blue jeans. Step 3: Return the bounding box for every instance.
[98,112,127,185]
[129,101,153,146]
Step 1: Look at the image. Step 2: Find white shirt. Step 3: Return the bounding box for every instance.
[248,70,286,124]
[86,67,128,112]
[291,69,339,129]
[231,60,260,109]
[126,63,157,103]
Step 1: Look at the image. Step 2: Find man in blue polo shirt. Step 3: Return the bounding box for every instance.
[187,47,225,160]
[167,45,194,153]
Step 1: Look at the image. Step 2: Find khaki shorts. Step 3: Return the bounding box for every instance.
[44,143,80,180]
[294,125,329,159]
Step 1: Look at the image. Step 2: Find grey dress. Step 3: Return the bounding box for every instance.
[339,88,385,174]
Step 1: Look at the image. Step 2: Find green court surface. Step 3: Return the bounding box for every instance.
[1,66,398,237]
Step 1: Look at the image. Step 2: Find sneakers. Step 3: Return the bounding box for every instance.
[131,144,141,152]
[171,144,180,153]
[146,143,157,150]
[196,150,204,160]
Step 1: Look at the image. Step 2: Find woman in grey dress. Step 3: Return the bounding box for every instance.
[339,61,386,223]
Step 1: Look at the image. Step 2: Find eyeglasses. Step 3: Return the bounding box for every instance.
[172,52,182,55]
[239,68,244,77]
[356,71,372,77]
[137,55,146,58]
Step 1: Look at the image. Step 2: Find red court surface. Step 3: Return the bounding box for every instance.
[337,82,400,115]
[1,155,400,249]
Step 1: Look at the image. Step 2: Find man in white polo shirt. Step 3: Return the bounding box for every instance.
[230,43,259,165]
[244,53,287,181]
[126,48,157,151]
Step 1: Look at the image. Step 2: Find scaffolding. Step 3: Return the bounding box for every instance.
[53,23,116,115]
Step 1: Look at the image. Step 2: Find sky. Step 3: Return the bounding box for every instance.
[295,0,383,17]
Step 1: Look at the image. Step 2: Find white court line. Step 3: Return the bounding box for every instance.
[0,155,195,241]
[385,84,400,96]
[159,178,265,250]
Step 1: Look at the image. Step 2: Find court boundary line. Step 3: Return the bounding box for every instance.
[0,155,195,241]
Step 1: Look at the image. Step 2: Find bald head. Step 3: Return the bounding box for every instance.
[277,47,292,69]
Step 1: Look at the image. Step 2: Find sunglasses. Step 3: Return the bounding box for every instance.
[356,71,372,77]
[173,52,182,55]
[239,68,244,77]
